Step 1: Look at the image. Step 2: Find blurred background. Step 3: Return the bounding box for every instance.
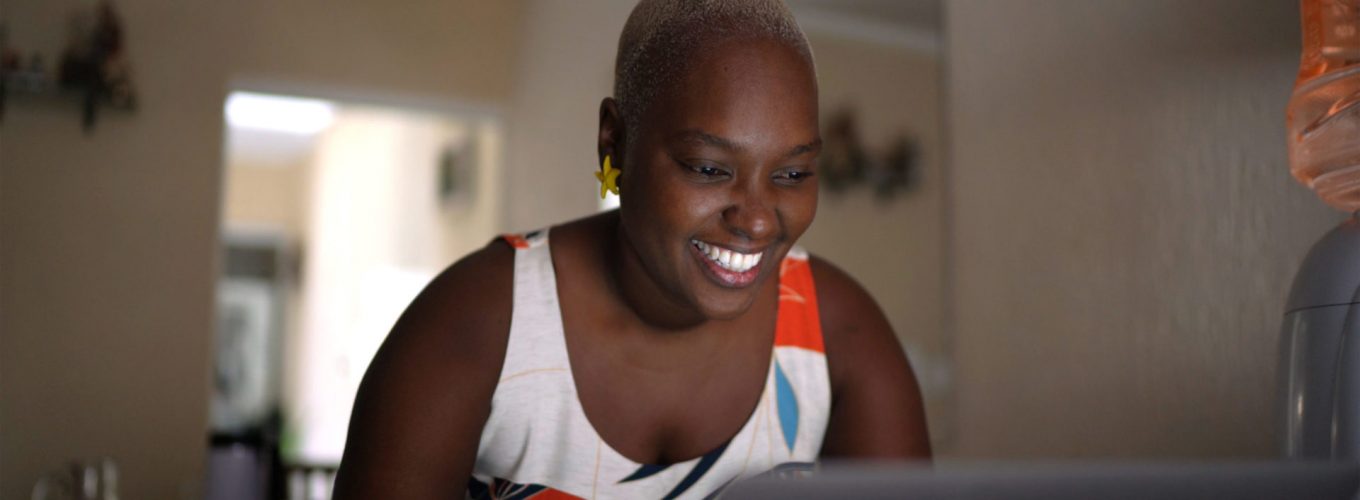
[0,0,1345,498]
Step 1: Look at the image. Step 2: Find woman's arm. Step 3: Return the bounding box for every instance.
[811,256,932,459]
[332,242,514,499]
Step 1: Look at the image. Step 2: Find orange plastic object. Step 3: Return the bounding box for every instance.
[1288,0,1360,212]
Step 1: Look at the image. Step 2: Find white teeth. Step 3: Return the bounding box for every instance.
[691,240,761,273]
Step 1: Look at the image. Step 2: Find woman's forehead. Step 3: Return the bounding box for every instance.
[686,37,816,92]
[613,0,815,139]
[644,37,819,144]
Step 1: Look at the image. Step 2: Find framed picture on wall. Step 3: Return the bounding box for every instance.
[211,278,274,432]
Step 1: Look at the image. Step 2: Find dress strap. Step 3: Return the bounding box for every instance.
[500,229,549,250]
[766,245,832,459]
[498,228,571,380]
[774,245,825,353]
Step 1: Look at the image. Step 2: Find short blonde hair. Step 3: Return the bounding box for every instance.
[614,0,814,139]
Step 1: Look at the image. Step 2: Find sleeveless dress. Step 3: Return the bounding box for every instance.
[469,229,831,499]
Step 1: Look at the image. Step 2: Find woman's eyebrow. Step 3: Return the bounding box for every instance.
[675,130,822,158]
[675,129,741,152]
[786,138,822,158]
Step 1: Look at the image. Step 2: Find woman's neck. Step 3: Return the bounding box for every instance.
[606,213,712,331]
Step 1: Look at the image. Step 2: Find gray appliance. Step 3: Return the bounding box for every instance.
[1279,213,1360,458]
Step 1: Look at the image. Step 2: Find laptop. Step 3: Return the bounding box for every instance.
[721,461,1359,500]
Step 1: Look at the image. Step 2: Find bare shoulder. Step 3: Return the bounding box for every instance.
[333,239,515,499]
[807,255,885,339]
[807,254,932,459]
[387,238,516,360]
[807,255,895,390]
[359,238,516,384]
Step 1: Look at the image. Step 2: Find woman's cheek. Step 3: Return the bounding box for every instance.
[782,187,818,239]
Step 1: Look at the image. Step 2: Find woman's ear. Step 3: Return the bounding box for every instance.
[598,97,624,174]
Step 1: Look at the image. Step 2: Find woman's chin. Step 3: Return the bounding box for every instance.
[694,292,761,321]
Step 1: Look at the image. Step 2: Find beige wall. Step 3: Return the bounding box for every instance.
[502,0,635,233]
[0,2,524,498]
[944,0,1343,458]
[222,136,313,238]
[794,33,949,446]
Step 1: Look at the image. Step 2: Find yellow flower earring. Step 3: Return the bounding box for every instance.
[595,155,621,199]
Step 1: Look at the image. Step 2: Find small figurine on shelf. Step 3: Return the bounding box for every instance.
[57,1,135,132]
[819,108,871,192]
[875,135,920,201]
[816,106,923,202]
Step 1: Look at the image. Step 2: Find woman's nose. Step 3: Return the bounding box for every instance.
[722,186,778,242]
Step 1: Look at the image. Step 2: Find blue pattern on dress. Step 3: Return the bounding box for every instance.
[774,360,799,452]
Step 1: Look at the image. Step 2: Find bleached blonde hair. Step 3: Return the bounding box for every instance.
[613,0,814,139]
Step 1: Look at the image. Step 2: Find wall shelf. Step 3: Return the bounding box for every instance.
[1,70,137,132]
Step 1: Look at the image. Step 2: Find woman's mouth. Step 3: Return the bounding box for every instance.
[691,239,762,287]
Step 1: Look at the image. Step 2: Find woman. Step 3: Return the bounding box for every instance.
[333,1,930,498]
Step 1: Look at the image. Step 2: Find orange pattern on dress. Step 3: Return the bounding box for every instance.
[503,234,531,250]
[529,488,584,500]
[774,254,824,353]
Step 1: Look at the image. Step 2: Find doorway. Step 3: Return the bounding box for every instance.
[208,88,503,499]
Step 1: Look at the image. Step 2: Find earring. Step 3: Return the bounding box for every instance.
[595,155,620,199]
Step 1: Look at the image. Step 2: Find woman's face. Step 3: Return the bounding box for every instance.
[617,37,820,321]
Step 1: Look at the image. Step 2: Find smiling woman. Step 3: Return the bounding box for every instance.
[332,1,930,498]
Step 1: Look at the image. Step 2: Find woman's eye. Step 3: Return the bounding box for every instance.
[776,169,815,184]
[687,163,729,179]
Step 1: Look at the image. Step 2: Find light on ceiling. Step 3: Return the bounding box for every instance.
[226,92,336,135]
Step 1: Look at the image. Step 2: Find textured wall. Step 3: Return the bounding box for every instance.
[501,0,635,234]
[0,2,523,498]
[795,32,949,446]
[944,0,1343,458]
